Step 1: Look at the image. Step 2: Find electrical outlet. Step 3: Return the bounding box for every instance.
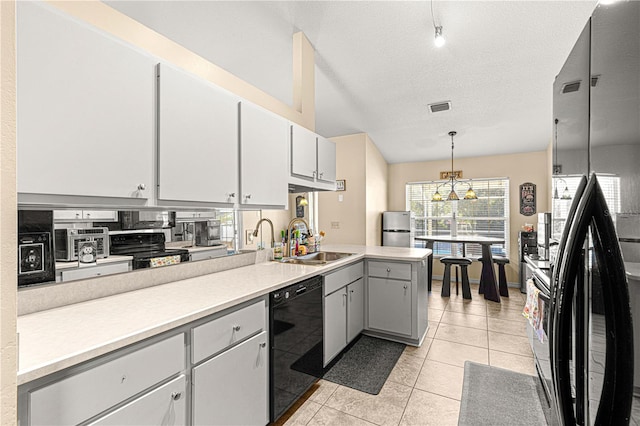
[331,221,340,229]
[245,230,254,245]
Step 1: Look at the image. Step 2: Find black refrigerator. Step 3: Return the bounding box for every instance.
[549,1,639,424]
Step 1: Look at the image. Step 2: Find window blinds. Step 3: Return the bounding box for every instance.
[406,178,510,257]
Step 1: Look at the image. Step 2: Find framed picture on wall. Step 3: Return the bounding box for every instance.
[336,180,346,191]
[519,182,536,216]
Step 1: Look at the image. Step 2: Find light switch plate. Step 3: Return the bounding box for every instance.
[245,230,254,244]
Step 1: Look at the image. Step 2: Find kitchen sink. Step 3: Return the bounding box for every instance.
[276,251,353,265]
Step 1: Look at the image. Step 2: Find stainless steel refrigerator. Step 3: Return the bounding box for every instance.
[381,211,414,247]
[549,2,639,424]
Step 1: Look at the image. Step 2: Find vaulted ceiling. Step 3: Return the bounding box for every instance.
[107,1,598,163]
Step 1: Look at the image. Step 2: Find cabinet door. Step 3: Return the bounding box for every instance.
[347,278,365,343]
[82,211,118,222]
[239,102,288,208]
[88,375,186,426]
[192,331,268,426]
[291,124,318,179]
[17,1,154,200]
[317,136,337,183]
[324,288,348,366]
[53,210,83,221]
[368,278,412,336]
[157,63,238,205]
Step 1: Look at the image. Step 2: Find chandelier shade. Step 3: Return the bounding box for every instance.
[432,131,478,202]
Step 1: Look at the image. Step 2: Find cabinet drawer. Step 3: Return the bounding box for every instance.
[324,262,364,295]
[192,300,265,364]
[88,375,186,425]
[60,261,130,282]
[368,260,412,281]
[29,333,185,426]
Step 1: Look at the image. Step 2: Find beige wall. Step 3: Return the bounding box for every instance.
[389,150,550,283]
[319,134,367,244]
[318,133,388,245]
[365,135,388,246]
[1,1,18,423]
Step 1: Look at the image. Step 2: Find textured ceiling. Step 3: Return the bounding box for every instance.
[106,0,598,163]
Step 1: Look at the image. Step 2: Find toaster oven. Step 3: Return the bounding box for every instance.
[55,227,110,261]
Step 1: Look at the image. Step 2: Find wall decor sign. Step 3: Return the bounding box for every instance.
[336,180,346,191]
[440,170,463,180]
[519,182,537,216]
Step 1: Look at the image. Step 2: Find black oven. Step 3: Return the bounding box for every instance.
[109,231,190,270]
[526,269,556,423]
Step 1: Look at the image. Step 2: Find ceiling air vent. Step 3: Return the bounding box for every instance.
[562,81,581,94]
[428,101,451,113]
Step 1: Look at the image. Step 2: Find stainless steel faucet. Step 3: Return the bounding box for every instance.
[286,218,309,257]
[252,218,275,249]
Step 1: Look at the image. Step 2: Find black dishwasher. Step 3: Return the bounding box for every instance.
[270,275,324,422]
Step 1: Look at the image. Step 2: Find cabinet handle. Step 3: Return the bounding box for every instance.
[120,375,127,384]
[171,391,182,401]
[233,325,241,332]
[137,183,146,191]
[75,213,80,219]
[260,342,266,348]
[85,213,91,218]
[387,267,391,273]
[319,172,324,179]
[244,194,252,200]
[227,192,236,199]
[350,289,354,302]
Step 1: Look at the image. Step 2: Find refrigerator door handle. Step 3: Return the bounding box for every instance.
[551,173,634,425]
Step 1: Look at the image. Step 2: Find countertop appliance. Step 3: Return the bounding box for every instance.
[269,275,323,422]
[537,213,552,261]
[18,210,55,287]
[109,231,190,270]
[547,3,640,423]
[381,211,414,247]
[195,219,221,247]
[118,211,176,230]
[54,227,109,261]
[518,231,538,293]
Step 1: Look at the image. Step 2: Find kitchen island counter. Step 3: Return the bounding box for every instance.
[17,244,430,385]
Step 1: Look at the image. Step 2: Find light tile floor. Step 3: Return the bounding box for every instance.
[274,280,534,426]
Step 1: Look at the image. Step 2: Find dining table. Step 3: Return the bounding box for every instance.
[414,235,506,302]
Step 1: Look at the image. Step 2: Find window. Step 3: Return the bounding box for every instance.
[407,178,510,257]
[551,174,620,241]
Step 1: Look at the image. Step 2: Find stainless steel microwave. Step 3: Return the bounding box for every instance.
[54,227,110,261]
[119,211,176,230]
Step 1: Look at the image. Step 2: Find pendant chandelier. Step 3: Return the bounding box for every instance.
[432,131,478,202]
[553,178,572,200]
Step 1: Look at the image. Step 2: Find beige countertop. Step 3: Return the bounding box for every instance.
[55,255,133,271]
[17,244,430,385]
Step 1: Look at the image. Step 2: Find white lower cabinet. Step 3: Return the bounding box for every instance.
[192,331,268,426]
[323,262,364,366]
[347,278,365,342]
[88,375,186,426]
[28,334,185,426]
[324,287,348,365]
[368,277,412,336]
[365,259,429,345]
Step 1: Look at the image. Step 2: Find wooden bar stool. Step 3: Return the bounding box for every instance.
[492,256,510,297]
[440,256,473,299]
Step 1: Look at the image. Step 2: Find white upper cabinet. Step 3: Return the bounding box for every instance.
[17,1,154,203]
[290,124,337,189]
[291,124,318,179]
[157,63,238,206]
[317,136,337,183]
[239,102,289,208]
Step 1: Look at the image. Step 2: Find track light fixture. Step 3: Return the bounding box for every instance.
[431,0,445,47]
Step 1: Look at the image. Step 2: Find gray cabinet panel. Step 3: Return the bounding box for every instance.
[192,331,268,426]
[347,278,365,343]
[368,277,412,336]
[324,288,348,366]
